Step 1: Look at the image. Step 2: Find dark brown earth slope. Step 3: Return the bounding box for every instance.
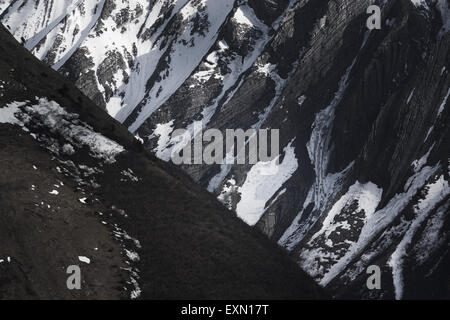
[0,24,324,300]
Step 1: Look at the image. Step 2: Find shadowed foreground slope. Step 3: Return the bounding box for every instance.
[0,24,324,300]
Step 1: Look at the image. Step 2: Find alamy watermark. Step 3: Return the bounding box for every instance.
[66,265,81,290]
[366,265,381,290]
[168,122,280,171]
[367,5,381,30]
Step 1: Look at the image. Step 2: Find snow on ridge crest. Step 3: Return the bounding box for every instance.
[3,98,125,163]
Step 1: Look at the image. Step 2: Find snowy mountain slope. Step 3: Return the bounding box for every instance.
[0,23,325,299]
[0,0,236,120]
[2,0,449,299]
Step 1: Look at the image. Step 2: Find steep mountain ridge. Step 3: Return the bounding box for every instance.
[1,0,449,299]
[0,23,324,299]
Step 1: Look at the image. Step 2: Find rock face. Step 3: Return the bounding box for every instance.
[2,0,449,299]
[0,23,325,300]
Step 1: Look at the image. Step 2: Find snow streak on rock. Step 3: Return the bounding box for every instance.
[389,175,450,299]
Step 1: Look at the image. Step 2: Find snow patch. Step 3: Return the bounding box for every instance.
[297,95,306,107]
[78,256,91,264]
[151,120,175,161]
[0,102,25,125]
[79,197,87,204]
[437,88,449,117]
[312,182,383,241]
[412,144,434,172]
[125,249,140,262]
[235,140,298,226]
